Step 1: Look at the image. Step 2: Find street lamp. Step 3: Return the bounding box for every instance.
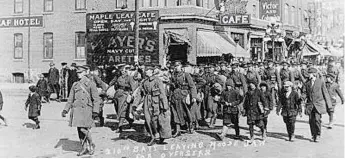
[266,21,283,62]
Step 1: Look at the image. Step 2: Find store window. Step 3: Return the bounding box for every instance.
[44,0,53,12]
[231,33,245,48]
[43,33,53,59]
[116,0,127,8]
[75,0,86,10]
[75,32,86,59]
[14,33,23,59]
[14,0,23,13]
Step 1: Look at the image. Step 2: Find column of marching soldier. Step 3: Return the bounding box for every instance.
[1,58,342,156]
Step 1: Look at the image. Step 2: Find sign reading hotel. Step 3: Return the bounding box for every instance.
[0,16,43,28]
[86,11,159,65]
[220,14,251,25]
[259,0,281,22]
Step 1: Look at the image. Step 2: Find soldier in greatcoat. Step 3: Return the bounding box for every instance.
[326,57,340,83]
[280,61,294,86]
[109,64,136,133]
[276,81,302,141]
[86,65,108,127]
[229,62,247,96]
[191,65,206,131]
[325,73,344,129]
[201,64,217,121]
[139,65,172,146]
[263,60,281,108]
[61,66,101,156]
[245,62,261,87]
[170,61,197,137]
[305,67,332,142]
[242,80,269,143]
[68,63,79,97]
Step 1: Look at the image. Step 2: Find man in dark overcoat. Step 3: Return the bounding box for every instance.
[305,67,332,142]
[68,63,78,97]
[61,66,101,156]
[48,62,60,101]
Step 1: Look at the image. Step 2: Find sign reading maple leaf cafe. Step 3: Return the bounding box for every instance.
[219,0,250,25]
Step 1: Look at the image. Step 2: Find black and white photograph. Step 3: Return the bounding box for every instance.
[0,0,344,158]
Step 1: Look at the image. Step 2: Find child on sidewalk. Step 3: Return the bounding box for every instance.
[216,79,243,140]
[36,74,49,103]
[25,85,42,129]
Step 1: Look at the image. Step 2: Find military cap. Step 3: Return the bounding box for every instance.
[49,62,55,66]
[42,73,49,78]
[246,62,253,67]
[225,79,234,87]
[209,63,216,68]
[174,60,183,66]
[219,61,228,66]
[71,63,77,67]
[183,61,192,67]
[38,74,44,78]
[117,63,126,68]
[61,62,67,66]
[326,73,336,79]
[328,57,335,62]
[259,82,268,88]
[77,65,88,73]
[283,81,293,87]
[281,61,289,66]
[198,63,205,67]
[231,61,239,66]
[29,85,37,92]
[247,79,258,86]
[308,67,318,73]
[145,64,155,71]
[204,64,211,68]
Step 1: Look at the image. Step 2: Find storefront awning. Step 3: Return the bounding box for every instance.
[328,46,344,57]
[197,31,249,58]
[315,44,332,56]
[302,45,319,56]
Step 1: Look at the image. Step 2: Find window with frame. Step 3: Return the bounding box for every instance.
[298,8,302,26]
[14,33,23,59]
[116,0,127,8]
[196,0,203,7]
[75,32,86,59]
[252,4,257,18]
[75,0,86,10]
[14,0,23,13]
[176,0,182,6]
[291,6,295,25]
[231,33,245,48]
[43,33,53,59]
[44,0,53,12]
[284,4,289,24]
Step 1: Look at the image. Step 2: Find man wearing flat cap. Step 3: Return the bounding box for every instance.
[325,73,344,129]
[305,67,332,142]
[277,80,302,141]
[170,60,197,136]
[48,62,60,102]
[61,65,101,156]
[60,62,69,101]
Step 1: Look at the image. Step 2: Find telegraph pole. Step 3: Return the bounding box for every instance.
[134,0,139,64]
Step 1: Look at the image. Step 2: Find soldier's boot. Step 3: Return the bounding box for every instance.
[99,116,105,127]
[157,138,165,144]
[234,126,240,139]
[249,125,254,144]
[261,127,266,141]
[172,124,181,138]
[216,126,228,141]
[147,136,156,146]
[115,126,123,133]
[77,142,88,156]
[328,113,334,129]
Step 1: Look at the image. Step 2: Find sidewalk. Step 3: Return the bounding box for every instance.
[0,83,32,90]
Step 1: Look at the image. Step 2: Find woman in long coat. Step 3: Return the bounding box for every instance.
[243,80,269,143]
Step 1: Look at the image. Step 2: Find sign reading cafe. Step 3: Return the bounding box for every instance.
[0,16,43,28]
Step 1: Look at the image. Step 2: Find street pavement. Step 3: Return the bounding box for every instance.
[0,84,344,158]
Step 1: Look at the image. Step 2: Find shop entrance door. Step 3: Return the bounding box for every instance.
[167,44,188,63]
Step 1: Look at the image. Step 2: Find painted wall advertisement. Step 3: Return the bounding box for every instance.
[259,0,281,22]
[86,11,159,65]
